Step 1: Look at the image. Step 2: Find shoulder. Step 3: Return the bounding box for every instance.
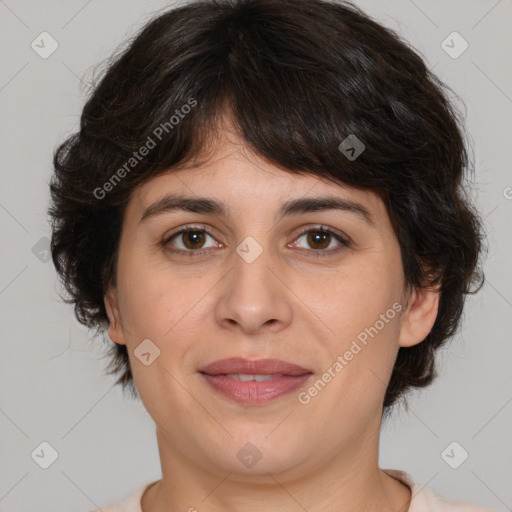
[382,469,496,512]
[87,480,159,512]
[416,485,495,511]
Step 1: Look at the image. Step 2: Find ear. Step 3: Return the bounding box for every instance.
[104,285,127,345]
[398,285,441,348]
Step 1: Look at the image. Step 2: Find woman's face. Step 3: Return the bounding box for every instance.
[105,128,438,479]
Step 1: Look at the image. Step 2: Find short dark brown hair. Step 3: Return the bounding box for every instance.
[48,0,485,413]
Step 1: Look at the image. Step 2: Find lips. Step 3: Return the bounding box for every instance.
[197,357,312,377]
[200,373,313,404]
[198,358,314,405]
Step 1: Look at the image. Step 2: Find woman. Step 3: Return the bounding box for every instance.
[48,0,491,510]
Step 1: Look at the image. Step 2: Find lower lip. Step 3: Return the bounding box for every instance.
[199,373,313,405]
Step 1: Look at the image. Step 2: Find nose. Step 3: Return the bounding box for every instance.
[214,244,293,335]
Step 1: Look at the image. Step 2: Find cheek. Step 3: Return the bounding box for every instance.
[312,261,402,373]
[317,264,398,330]
[116,245,175,325]
[117,259,211,370]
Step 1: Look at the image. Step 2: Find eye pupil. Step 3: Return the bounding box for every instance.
[308,231,330,249]
[183,231,205,249]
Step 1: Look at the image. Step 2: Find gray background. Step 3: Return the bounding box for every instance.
[0,0,511,511]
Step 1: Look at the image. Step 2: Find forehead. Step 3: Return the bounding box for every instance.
[129,133,387,222]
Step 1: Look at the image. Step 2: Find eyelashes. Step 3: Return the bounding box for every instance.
[162,224,351,258]
[288,226,350,256]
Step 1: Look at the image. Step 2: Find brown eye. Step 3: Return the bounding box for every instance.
[292,227,350,256]
[164,228,218,253]
[180,230,207,250]
[306,231,331,250]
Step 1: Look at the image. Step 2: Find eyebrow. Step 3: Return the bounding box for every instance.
[139,194,374,226]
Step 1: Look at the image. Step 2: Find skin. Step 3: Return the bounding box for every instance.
[104,122,440,512]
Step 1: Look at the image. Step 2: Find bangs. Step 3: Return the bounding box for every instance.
[78,0,440,204]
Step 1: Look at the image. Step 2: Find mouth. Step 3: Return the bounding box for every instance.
[215,374,287,381]
[197,357,313,405]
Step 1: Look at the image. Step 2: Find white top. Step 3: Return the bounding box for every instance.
[90,469,496,511]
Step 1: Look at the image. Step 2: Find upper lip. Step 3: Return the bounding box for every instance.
[198,357,312,376]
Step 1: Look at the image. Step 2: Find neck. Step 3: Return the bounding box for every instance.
[142,416,411,512]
